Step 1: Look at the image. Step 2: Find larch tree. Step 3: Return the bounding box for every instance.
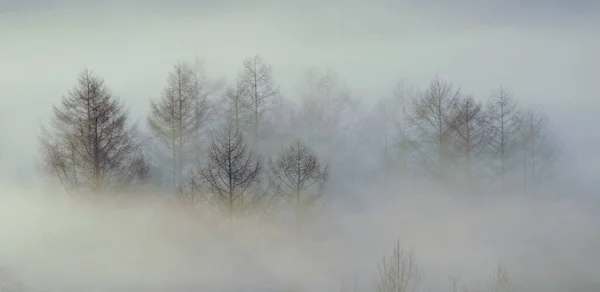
[518,108,559,195]
[223,75,251,131]
[191,123,263,222]
[147,60,212,194]
[294,68,360,187]
[449,95,489,188]
[270,139,328,232]
[486,87,521,192]
[39,68,148,195]
[238,54,279,139]
[408,76,461,183]
[363,81,414,177]
[375,240,421,292]
[297,68,357,144]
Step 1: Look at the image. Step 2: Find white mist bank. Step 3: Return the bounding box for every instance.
[0,184,598,292]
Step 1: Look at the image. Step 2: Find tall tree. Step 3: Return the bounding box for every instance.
[147,60,212,193]
[238,55,279,138]
[190,123,263,222]
[519,109,559,194]
[270,139,328,232]
[408,76,460,183]
[223,75,250,131]
[293,68,360,188]
[363,81,413,177]
[449,95,488,188]
[39,69,148,194]
[486,87,521,192]
[297,68,357,145]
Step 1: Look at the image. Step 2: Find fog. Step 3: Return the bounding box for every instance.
[0,186,599,292]
[1,1,600,292]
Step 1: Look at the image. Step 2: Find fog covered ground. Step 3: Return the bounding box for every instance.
[1,183,599,292]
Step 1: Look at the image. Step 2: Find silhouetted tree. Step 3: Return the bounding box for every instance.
[223,75,251,131]
[518,109,559,194]
[297,68,357,145]
[238,55,279,138]
[270,139,328,231]
[449,95,488,188]
[147,60,212,193]
[189,123,263,222]
[486,87,521,192]
[408,76,460,183]
[39,68,148,195]
[363,81,414,177]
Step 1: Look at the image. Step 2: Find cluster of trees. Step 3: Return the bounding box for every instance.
[363,78,559,195]
[38,55,560,214]
[38,57,332,230]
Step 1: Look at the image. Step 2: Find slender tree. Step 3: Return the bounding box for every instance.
[486,87,521,192]
[408,76,461,183]
[238,55,279,138]
[39,68,148,194]
[293,68,360,187]
[223,75,251,131]
[147,60,212,193]
[449,95,489,188]
[375,240,421,292]
[519,109,559,194]
[297,68,357,144]
[363,81,414,177]
[270,139,328,232]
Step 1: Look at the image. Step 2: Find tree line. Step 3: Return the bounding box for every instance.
[38,55,560,217]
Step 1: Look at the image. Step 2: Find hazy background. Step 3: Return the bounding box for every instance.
[1,0,599,185]
[1,1,600,291]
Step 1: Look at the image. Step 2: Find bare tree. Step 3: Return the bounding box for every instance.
[486,87,521,192]
[147,60,213,193]
[408,76,461,182]
[489,265,513,292]
[292,68,360,186]
[375,240,421,292]
[519,109,559,195]
[39,68,148,195]
[449,95,489,188]
[363,81,415,177]
[191,123,263,223]
[223,75,251,131]
[238,54,279,138]
[270,139,328,232]
[297,68,358,145]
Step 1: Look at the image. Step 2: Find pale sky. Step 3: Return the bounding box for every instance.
[0,0,599,187]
